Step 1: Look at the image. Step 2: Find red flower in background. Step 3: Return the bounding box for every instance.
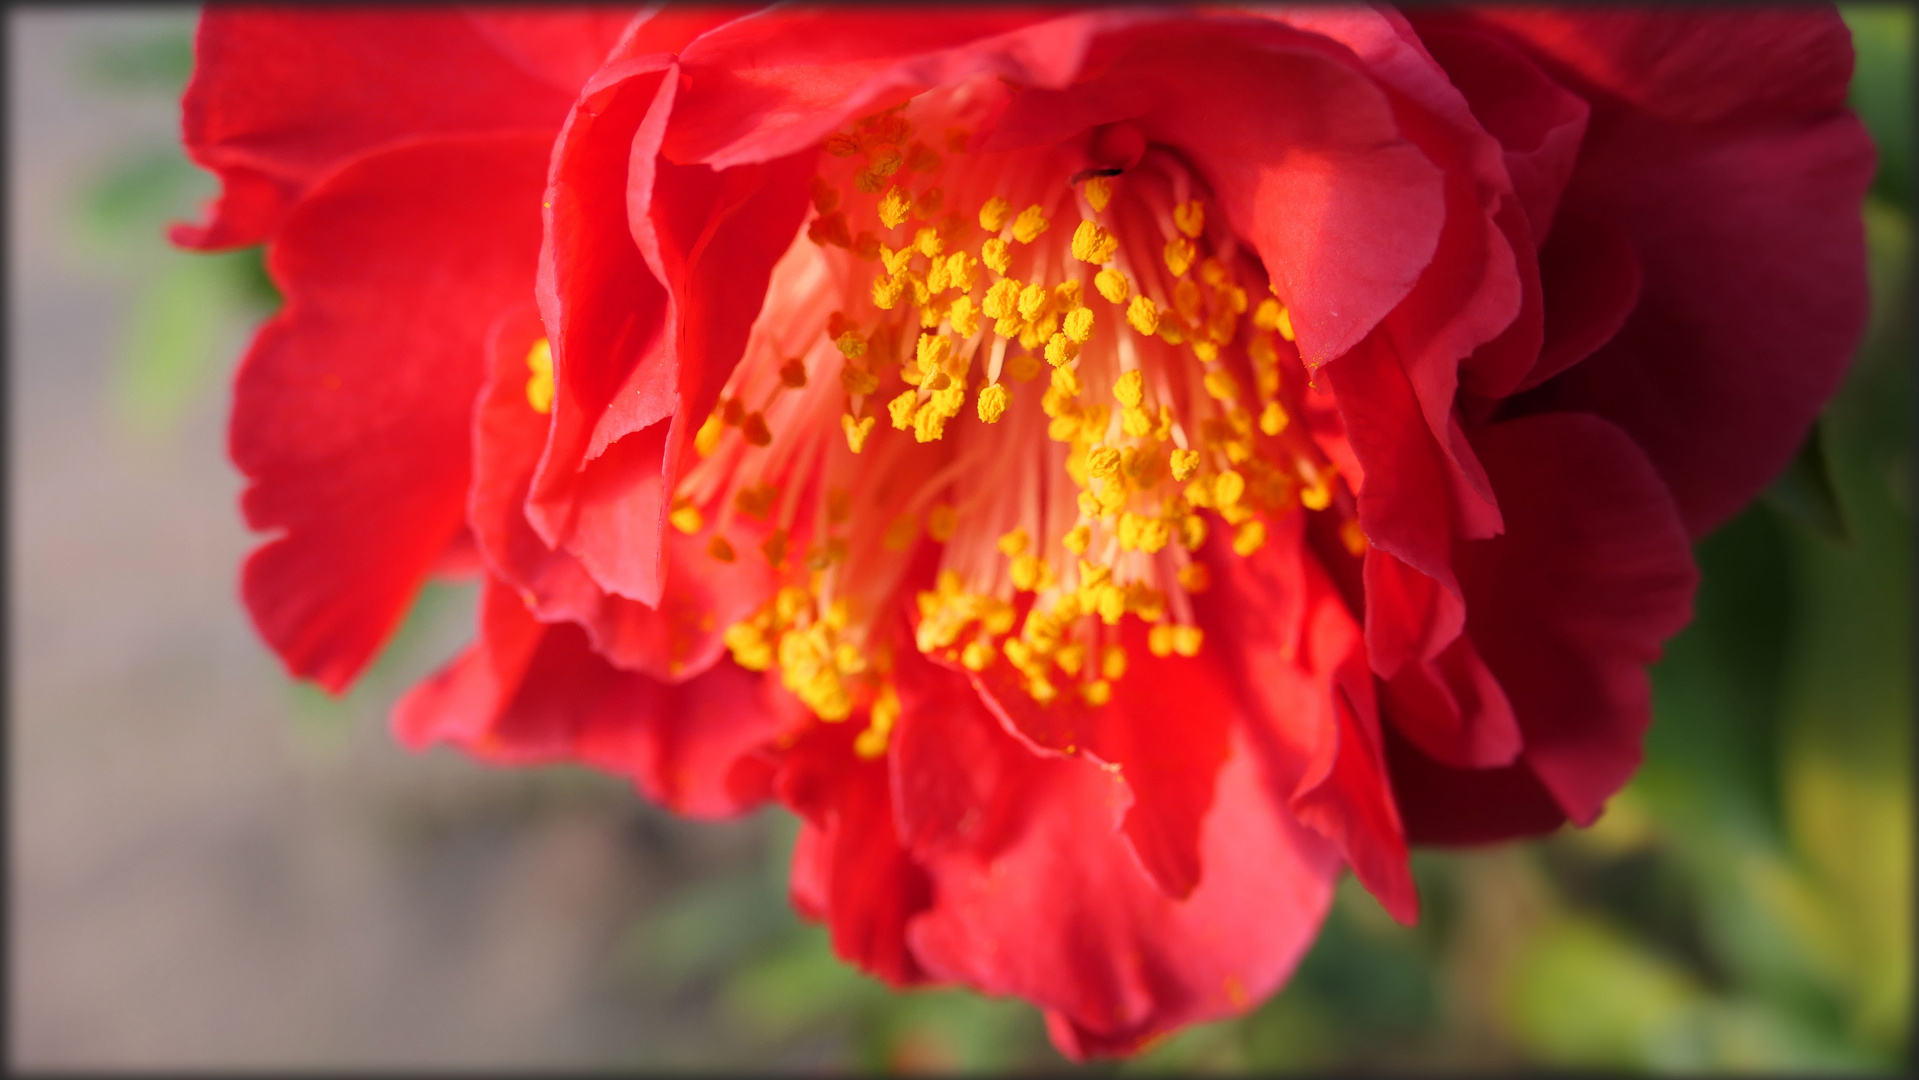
[178,6,1871,1058]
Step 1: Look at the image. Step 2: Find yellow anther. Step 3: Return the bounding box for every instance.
[1172,624,1204,657]
[878,185,911,229]
[1177,562,1211,593]
[1158,321,1185,346]
[1062,524,1091,554]
[1199,257,1228,286]
[1162,236,1197,279]
[945,251,978,293]
[1277,306,1295,342]
[1173,200,1205,238]
[998,527,1030,557]
[1011,204,1049,244]
[1010,553,1045,591]
[1137,517,1172,554]
[1180,513,1209,550]
[1232,519,1268,556]
[842,413,876,452]
[1078,559,1112,589]
[1087,445,1122,479]
[740,411,772,447]
[983,278,1021,319]
[916,333,952,375]
[708,535,736,562]
[947,295,980,337]
[1121,406,1154,438]
[979,196,1012,232]
[1028,677,1059,705]
[977,382,1010,423]
[1170,448,1200,481]
[669,502,703,535]
[980,237,1011,275]
[1253,297,1282,331]
[1054,279,1083,310]
[524,338,555,414]
[1116,512,1142,551]
[1045,333,1079,367]
[961,640,996,671]
[1259,401,1290,436]
[1300,477,1332,511]
[1097,645,1127,681]
[1114,369,1145,408]
[1055,309,1093,347]
[1341,518,1369,555]
[913,399,951,442]
[1077,490,1103,518]
[1050,364,1083,398]
[913,185,944,218]
[880,245,915,278]
[1126,295,1160,336]
[1018,282,1050,321]
[872,274,907,309]
[835,330,868,359]
[914,226,943,258]
[694,413,725,457]
[1096,583,1127,625]
[1082,174,1114,211]
[1081,679,1113,706]
[1147,623,1176,658]
[840,364,879,396]
[887,389,919,429]
[735,483,777,519]
[1054,642,1086,676]
[1204,369,1241,402]
[883,513,918,551]
[1006,351,1043,381]
[1094,267,1131,305]
[1214,469,1246,508]
[928,503,958,542]
[1071,220,1118,264]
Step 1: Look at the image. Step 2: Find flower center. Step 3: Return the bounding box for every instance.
[602,88,1363,757]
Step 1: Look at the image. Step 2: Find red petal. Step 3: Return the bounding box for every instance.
[233,134,549,692]
[1452,413,1697,829]
[1480,9,1874,536]
[905,688,1339,1059]
[394,576,802,818]
[175,10,594,249]
[469,306,778,679]
[775,721,934,987]
[526,56,812,604]
[1196,513,1418,924]
[1522,208,1643,393]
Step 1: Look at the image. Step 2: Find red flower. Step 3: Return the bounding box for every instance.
[179,6,1872,1058]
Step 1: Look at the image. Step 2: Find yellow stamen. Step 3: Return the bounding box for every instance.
[669,502,703,535]
[1125,295,1160,336]
[525,338,555,414]
[979,196,1011,232]
[1173,200,1204,238]
[1071,220,1118,264]
[842,413,876,452]
[1095,267,1130,304]
[1083,175,1113,211]
[928,503,958,542]
[977,382,1010,423]
[1011,204,1049,244]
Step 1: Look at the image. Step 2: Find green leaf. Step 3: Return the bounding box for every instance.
[1765,422,1851,545]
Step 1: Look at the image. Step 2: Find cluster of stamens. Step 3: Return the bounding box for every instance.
[518,98,1371,757]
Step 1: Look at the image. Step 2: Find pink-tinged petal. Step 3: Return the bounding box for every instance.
[905,683,1340,1060]
[175,10,594,249]
[776,721,934,987]
[1197,513,1418,924]
[469,306,777,680]
[1478,9,1874,536]
[963,622,1233,901]
[395,577,803,818]
[233,134,549,692]
[1452,412,1697,828]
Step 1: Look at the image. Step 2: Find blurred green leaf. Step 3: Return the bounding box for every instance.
[75,18,197,93]
[1766,423,1851,545]
[1843,5,1915,206]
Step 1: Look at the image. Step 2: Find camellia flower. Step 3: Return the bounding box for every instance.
[179,6,1872,1058]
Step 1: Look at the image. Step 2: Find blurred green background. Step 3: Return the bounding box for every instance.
[19,6,1910,1072]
